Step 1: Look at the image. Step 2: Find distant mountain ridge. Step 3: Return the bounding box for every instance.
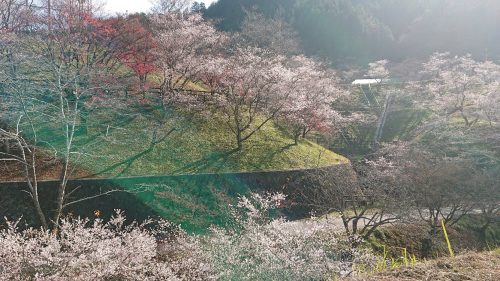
[205,0,500,64]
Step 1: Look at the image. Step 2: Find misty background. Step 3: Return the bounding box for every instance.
[204,0,500,65]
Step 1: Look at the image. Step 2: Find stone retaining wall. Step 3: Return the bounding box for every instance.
[0,164,354,230]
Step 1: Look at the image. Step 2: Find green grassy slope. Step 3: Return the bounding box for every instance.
[15,108,348,231]
[76,111,348,178]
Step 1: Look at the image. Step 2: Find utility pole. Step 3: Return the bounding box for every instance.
[372,89,393,150]
[47,0,52,33]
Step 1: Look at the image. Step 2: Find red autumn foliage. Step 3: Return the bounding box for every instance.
[84,15,158,89]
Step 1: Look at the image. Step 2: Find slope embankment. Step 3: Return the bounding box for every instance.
[0,164,353,232]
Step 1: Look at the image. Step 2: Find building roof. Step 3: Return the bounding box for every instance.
[352,79,383,85]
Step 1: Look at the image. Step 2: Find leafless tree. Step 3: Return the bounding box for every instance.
[0,0,141,230]
[151,0,193,13]
[377,143,478,232]
[290,161,407,241]
[0,117,48,228]
[0,0,36,31]
[240,9,301,56]
[472,169,500,239]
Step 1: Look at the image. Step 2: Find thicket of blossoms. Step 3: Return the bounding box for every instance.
[0,211,210,281]
[0,194,376,281]
[203,193,377,280]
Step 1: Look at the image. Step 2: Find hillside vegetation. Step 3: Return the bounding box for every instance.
[351,250,500,281]
[0,108,347,180]
[206,0,500,64]
[78,112,347,178]
[0,1,499,279]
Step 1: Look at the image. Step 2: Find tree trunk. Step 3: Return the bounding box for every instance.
[1,140,9,155]
[341,214,351,236]
[302,127,307,138]
[236,130,243,150]
[294,132,300,145]
[31,194,48,230]
[52,158,69,230]
[479,220,491,242]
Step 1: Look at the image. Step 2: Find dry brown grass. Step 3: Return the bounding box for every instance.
[350,250,500,281]
[0,150,90,181]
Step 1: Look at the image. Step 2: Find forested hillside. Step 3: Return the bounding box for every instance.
[0,1,499,279]
[206,0,500,64]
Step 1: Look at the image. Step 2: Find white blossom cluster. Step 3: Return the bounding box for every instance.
[186,193,375,280]
[0,211,210,281]
[421,52,500,125]
[0,194,377,281]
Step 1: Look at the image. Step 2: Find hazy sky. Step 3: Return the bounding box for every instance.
[105,0,216,14]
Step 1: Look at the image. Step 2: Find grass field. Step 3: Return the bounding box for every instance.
[2,104,348,231]
[28,107,348,178]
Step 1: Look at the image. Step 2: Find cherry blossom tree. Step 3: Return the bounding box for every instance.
[149,10,348,150]
[367,59,390,79]
[292,160,408,241]
[206,193,376,279]
[150,11,226,109]
[471,169,500,240]
[416,53,500,165]
[198,47,299,150]
[0,201,377,280]
[152,0,193,13]
[0,211,211,280]
[280,56,345,144]
[421,52,500,128]
[374,143,479,231]
[480,89,500,126]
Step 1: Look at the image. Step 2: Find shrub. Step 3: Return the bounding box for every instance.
[0,211,210,280]
[201,193,377,280]
[0,194,376,280]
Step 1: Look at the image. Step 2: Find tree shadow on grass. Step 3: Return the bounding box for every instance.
[82,128,175,178]
[171,148,240,174]
[248,143,296,171]
[174,142,297,174]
